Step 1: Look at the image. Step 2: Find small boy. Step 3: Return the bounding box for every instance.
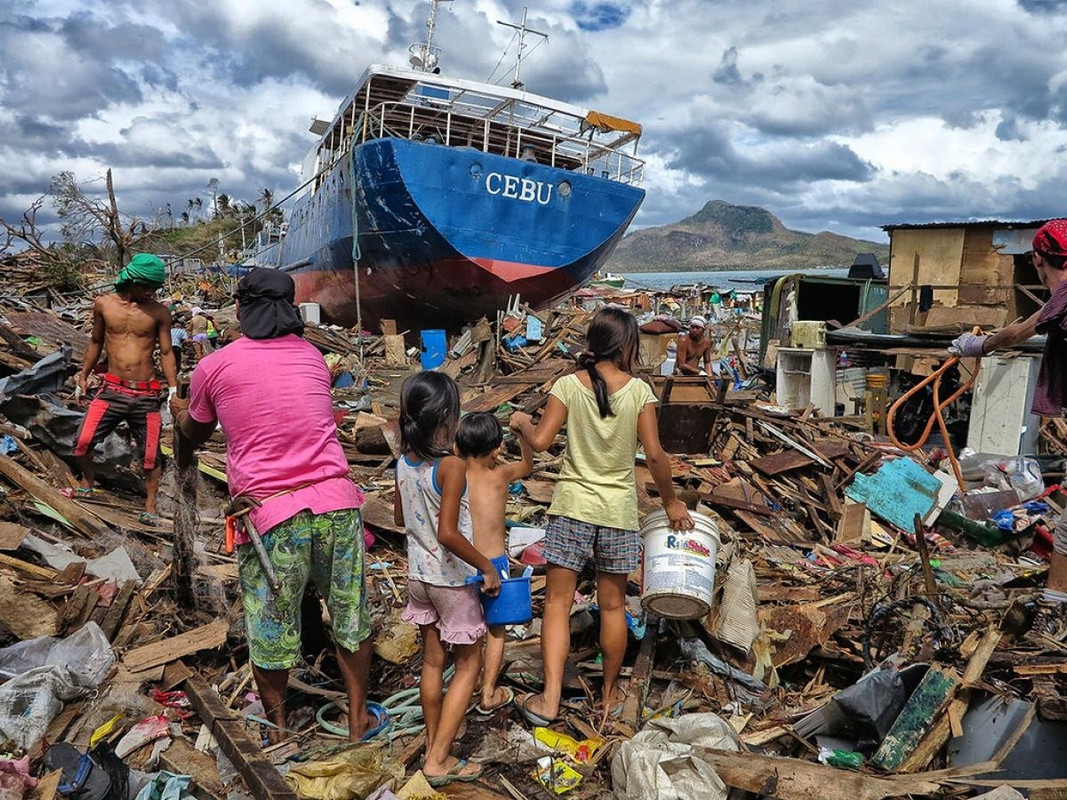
[455,411,533,714]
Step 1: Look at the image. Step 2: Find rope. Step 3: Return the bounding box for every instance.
[315,665,455,740]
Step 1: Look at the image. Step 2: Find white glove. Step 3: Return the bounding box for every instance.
[948,332,988,357]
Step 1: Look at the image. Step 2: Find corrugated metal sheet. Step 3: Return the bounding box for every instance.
[881,218,1049,232]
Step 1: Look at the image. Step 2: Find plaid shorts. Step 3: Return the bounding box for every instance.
[543,515,641,574]
[239,508,370,670]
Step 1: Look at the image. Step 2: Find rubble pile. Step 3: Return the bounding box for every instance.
[0,281,1064,800]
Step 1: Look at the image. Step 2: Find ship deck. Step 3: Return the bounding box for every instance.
[308,64,645,190]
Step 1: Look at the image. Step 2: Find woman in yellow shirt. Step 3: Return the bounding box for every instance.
[509,306,693,725]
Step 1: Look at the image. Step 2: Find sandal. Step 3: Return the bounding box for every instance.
[360,703,391,742]
[475,686,515,716]
[517,693,555,727]
[426,759,483,788]
[138,511,161,525]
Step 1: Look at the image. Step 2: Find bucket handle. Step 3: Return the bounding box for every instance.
[465,565,533,585]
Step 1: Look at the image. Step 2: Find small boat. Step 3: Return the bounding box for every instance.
[588,271,627,290]
[260,2,646,331]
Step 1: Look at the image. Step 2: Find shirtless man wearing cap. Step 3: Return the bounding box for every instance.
[674,316,714,375]
[73,254,178,521]
[950,219,1067,640]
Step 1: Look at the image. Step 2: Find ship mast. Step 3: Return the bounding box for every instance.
[497,7,548,89]
[409,0,443,72]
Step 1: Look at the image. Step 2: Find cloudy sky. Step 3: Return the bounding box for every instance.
[2,0,1067,246]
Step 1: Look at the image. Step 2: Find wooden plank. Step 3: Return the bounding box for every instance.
[621,613,658,729]
[835,502,870,543]
[695,748,942,800]
[0,521,29,551]
[183,671,299,800]
[703,493,773,516]
[0,552,57,580]
[898,628,1001,772]
[399,730,428,767]
[750,450,814,475]
[461,383,536,413]
[123,620,229,673]
[100,581,137,641]
[0,455,108,538]
[872,664,960,771]
[159,737,227,800]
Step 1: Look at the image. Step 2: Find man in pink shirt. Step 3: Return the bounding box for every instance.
[170,269,384,743]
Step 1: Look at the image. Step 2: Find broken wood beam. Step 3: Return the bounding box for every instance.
[695,747,942,800]
[898,627,1001,773]
[872,663,960,771]
[183,669,299,800]
[913,513,938,598]
[123,619,229,673]
[621,612,658,728]
[0,455,108,538]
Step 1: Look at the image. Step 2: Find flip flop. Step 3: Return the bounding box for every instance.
[426,758,483,788]
[360,702,391,742]
[517,693,555,727]
[138,511,161,525]
[475,686,515,716]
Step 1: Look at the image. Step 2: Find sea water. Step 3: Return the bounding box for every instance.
[619,267,850,292]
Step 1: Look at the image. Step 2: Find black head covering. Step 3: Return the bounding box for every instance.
[236,268,305,340]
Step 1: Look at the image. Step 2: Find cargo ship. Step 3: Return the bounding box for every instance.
[259,1,646,331]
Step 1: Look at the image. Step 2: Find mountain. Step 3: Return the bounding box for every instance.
[607,200,890,273]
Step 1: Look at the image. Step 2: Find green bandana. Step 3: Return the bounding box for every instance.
[115,253,166,289]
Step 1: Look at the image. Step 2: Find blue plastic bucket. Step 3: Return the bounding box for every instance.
[467,569,533,625]
[420,329,447,370]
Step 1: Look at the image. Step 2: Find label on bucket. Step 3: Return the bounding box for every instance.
[642,528,718,620]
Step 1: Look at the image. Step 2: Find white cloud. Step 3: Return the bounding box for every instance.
[3,0,1067,242]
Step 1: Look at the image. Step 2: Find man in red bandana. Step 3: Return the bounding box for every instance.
[950,219,1067,640]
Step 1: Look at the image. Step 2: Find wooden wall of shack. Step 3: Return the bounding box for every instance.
[887,225,1044,332]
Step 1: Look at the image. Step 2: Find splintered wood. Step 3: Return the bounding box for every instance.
[123,620,229,674]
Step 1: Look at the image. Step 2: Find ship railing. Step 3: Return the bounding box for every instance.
[315,100,645,188]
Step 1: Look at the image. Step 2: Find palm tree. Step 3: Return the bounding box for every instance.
[259,188,274,214]
[217,193,232,216]
[180,211,190,226]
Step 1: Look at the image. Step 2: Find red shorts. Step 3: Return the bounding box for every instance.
[73,378,164,470]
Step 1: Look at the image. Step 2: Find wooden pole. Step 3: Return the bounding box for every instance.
[172,382,199,610]
[909,253,921,325]
[913,513,938,598]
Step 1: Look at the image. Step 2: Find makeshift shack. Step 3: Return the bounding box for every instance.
[883,219,1051,332]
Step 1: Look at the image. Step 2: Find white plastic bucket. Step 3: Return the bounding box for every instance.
[299,302,321,325]
[640,509,721,620]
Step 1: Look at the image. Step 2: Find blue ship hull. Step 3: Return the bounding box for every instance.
[274,138,644,330]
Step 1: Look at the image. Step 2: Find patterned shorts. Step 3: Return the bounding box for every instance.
[543,515,641,574]
[238,508,370,670]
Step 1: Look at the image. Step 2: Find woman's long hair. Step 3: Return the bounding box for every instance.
[579,305,639,418]
[399,372,460,460]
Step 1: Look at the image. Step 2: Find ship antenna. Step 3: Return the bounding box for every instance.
[409,0,444,72]
[497,7,548,89]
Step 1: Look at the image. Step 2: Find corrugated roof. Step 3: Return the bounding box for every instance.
[882,218,1049,231]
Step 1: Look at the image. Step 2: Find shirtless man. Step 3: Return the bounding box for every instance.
[674,316,713,375]
[455,412,533,714]
[73,254,177,520]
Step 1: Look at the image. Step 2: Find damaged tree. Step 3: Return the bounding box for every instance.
[0,168,161,291]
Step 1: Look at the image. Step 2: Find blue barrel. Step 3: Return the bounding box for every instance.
[420,329,447,370]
